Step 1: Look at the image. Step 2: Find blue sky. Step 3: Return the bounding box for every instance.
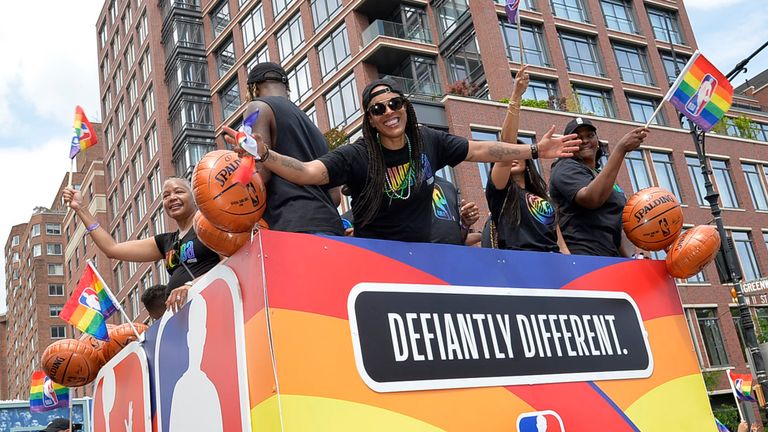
[0,0,766,313]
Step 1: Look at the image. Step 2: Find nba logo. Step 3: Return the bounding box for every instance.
[685,74,717,117]
[92,344,151,432]
[517,410,565,432]
[79,287,101,312]
[42,376,58,407]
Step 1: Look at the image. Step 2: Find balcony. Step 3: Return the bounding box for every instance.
[383,75,442,101]
[361,20,436,69]
[354,0,427,19]
[362,20,431,46]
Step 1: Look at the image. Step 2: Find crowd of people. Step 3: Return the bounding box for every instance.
[61,61,649,319]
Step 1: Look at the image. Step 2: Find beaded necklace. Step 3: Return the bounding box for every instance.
[382,134,415,200]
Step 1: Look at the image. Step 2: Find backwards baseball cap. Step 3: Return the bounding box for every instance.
[41,418,70,432]
[563,117,597,136]
[247,62,288,85]
[362,78,404,111]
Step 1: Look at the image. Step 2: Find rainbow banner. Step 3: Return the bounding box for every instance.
[69,105,98,158]
[60,261,117,341]
[29,371,69,412]
[728,370,756,402]
[665,51,732,132]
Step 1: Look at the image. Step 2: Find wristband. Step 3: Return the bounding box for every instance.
[530,143,539,159]
[86,222,100,233]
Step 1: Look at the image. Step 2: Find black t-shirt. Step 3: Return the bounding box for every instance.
[430,176,463,245]
[549,158,626,256]
[256,96,343,235]
[486,177,559,252]
[154,230,221,290]
[319,126,468,242]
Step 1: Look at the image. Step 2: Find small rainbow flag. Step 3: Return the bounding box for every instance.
[29,371,69,412]
[69,105,99,159]
[665,51,732,132]
[59,261,117,341]
[715,418,730,432]
[234,109,261,185]
[728,370,757,402]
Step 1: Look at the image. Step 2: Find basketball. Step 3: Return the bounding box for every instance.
[258,218,269,229]
[41,339,100,387]
[101,323,149,362]
[622,187,683,251]
[193,211,250,257]
[78,324,115,367]
[192,150,266,233]
[666,225,721,278]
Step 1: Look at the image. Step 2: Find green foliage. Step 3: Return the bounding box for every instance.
[323,128,348,151]
[712,405,739,432]
[447,80,480,97]
[565,87,582,114]
[499,97,510,104]
[702,370,720,391]
[521,99,550,109]
[712,115,757,140]
[758,318,768,344]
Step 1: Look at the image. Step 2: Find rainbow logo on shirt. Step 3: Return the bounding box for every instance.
[526,193,555,226]
[432,183,454,221]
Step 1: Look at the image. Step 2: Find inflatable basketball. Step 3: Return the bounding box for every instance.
[193,211,250,257]
[41,339,100,386]
[192,150,266,233]
[622,187,683,251]
[102,323,149,362]
[78,324,115,367]
[666,225,721,278]
[258,218,269,229]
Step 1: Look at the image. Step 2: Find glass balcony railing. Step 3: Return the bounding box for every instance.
[383,75,442,99]
[362,20,431,47]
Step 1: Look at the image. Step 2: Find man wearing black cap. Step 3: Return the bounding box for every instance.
[549,117,649,256]
[40,418,69,432]
[228,61,343,235]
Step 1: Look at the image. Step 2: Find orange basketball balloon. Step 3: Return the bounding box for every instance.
[257,219,269,230]
[192,150,266,233]
[101,323,148,362]
[666,225,721,278]
[622,187,683,251]
[78,324,115,367]
[42,339,100,387]
[193,211,250,257]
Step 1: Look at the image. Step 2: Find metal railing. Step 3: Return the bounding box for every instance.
[362,20,431,47]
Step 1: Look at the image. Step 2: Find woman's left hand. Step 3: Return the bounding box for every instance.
[460,200,480,228]
[511,64,530,98]
[536,125,581,159]
[166,285,190,313]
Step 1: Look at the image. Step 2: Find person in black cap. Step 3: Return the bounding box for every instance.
[41,418,69,432]
[224,78,580,242]
[548,116,649,256]
[224,61,343,235]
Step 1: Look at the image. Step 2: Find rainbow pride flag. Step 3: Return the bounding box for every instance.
[505,0,521,24]
[715,418,730,432]
[29,371,69,412]
[728,370,757,402]
[60,261,117,341]
[69,105,98,158]
[665,51,732,132]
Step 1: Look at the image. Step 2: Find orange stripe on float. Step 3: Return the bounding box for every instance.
[592,315,701,410]
[268,309,534,431]
[244,309,278,406]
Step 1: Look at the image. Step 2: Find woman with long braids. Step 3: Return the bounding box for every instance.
[487,65,568,252]
[224,79,580,242]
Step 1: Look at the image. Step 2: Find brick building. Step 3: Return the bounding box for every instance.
[0,314,7,400]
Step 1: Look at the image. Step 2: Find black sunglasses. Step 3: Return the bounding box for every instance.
[367,97,405,116]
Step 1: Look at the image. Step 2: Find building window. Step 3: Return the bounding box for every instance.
[499,21,549,67]
[103,88,113,113]
[49,305,63,318]
[114,262,124,290]
[660,52,689,85]
[152,207,166,236]
[306,106,318,126]
[12,235,19,245]
[277,13,304,62]
[140,50,152,82]
[114,62,123,88]
[132,149,145,182]
[216,39,236,78]
[560,32,602,76]
[751,122,768,142]
[46,223,61,235]
[146,125,159,159]
[51,326,67,339]
[601,0,636,33]
[445,32,485,96]
[127,77,138,105]
[694,309,728,367]
[318,25,351,78]
[551,0,588,23]
[32,244,42,257]
[130,287,141,319]
[573,86,614,118]
[613,44,653,86]
[686,155,707,205]
[287,58,312,104]
[522,78,558,103]
[125,39,135,67]
[47,244,63,255]
[625,150,651,193]
[241,3,265,49]
[650,151,682,202]
[135,187,147,221]
[123,209,135,239]
[173,139,216,177]
[247,45,271,73]
[628,96,664,125]
[471,130,498,188]
[435,0,469,37]
[311,0,342,29]
[710,159,738,208]
[48,264,64,276]
[742,163,768,211]
[170,97,214,138]
[149,165,162,202]
[325,74,359,129]
[137,13,148,45]
[99,22,107,48]
[647,7,683,44]
[31,224,41,237]
[143,87,156,118]
[211,1,231,38]
[157,261,169,285]
[49,283,65,296]
[732,231,761,281]
[220,79,241,120]
[272,0,294,19]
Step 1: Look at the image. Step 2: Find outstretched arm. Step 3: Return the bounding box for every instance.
[492,64,530,190]
[466,126,580,163]
[62,188,163,262]
[222,127,330,185]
